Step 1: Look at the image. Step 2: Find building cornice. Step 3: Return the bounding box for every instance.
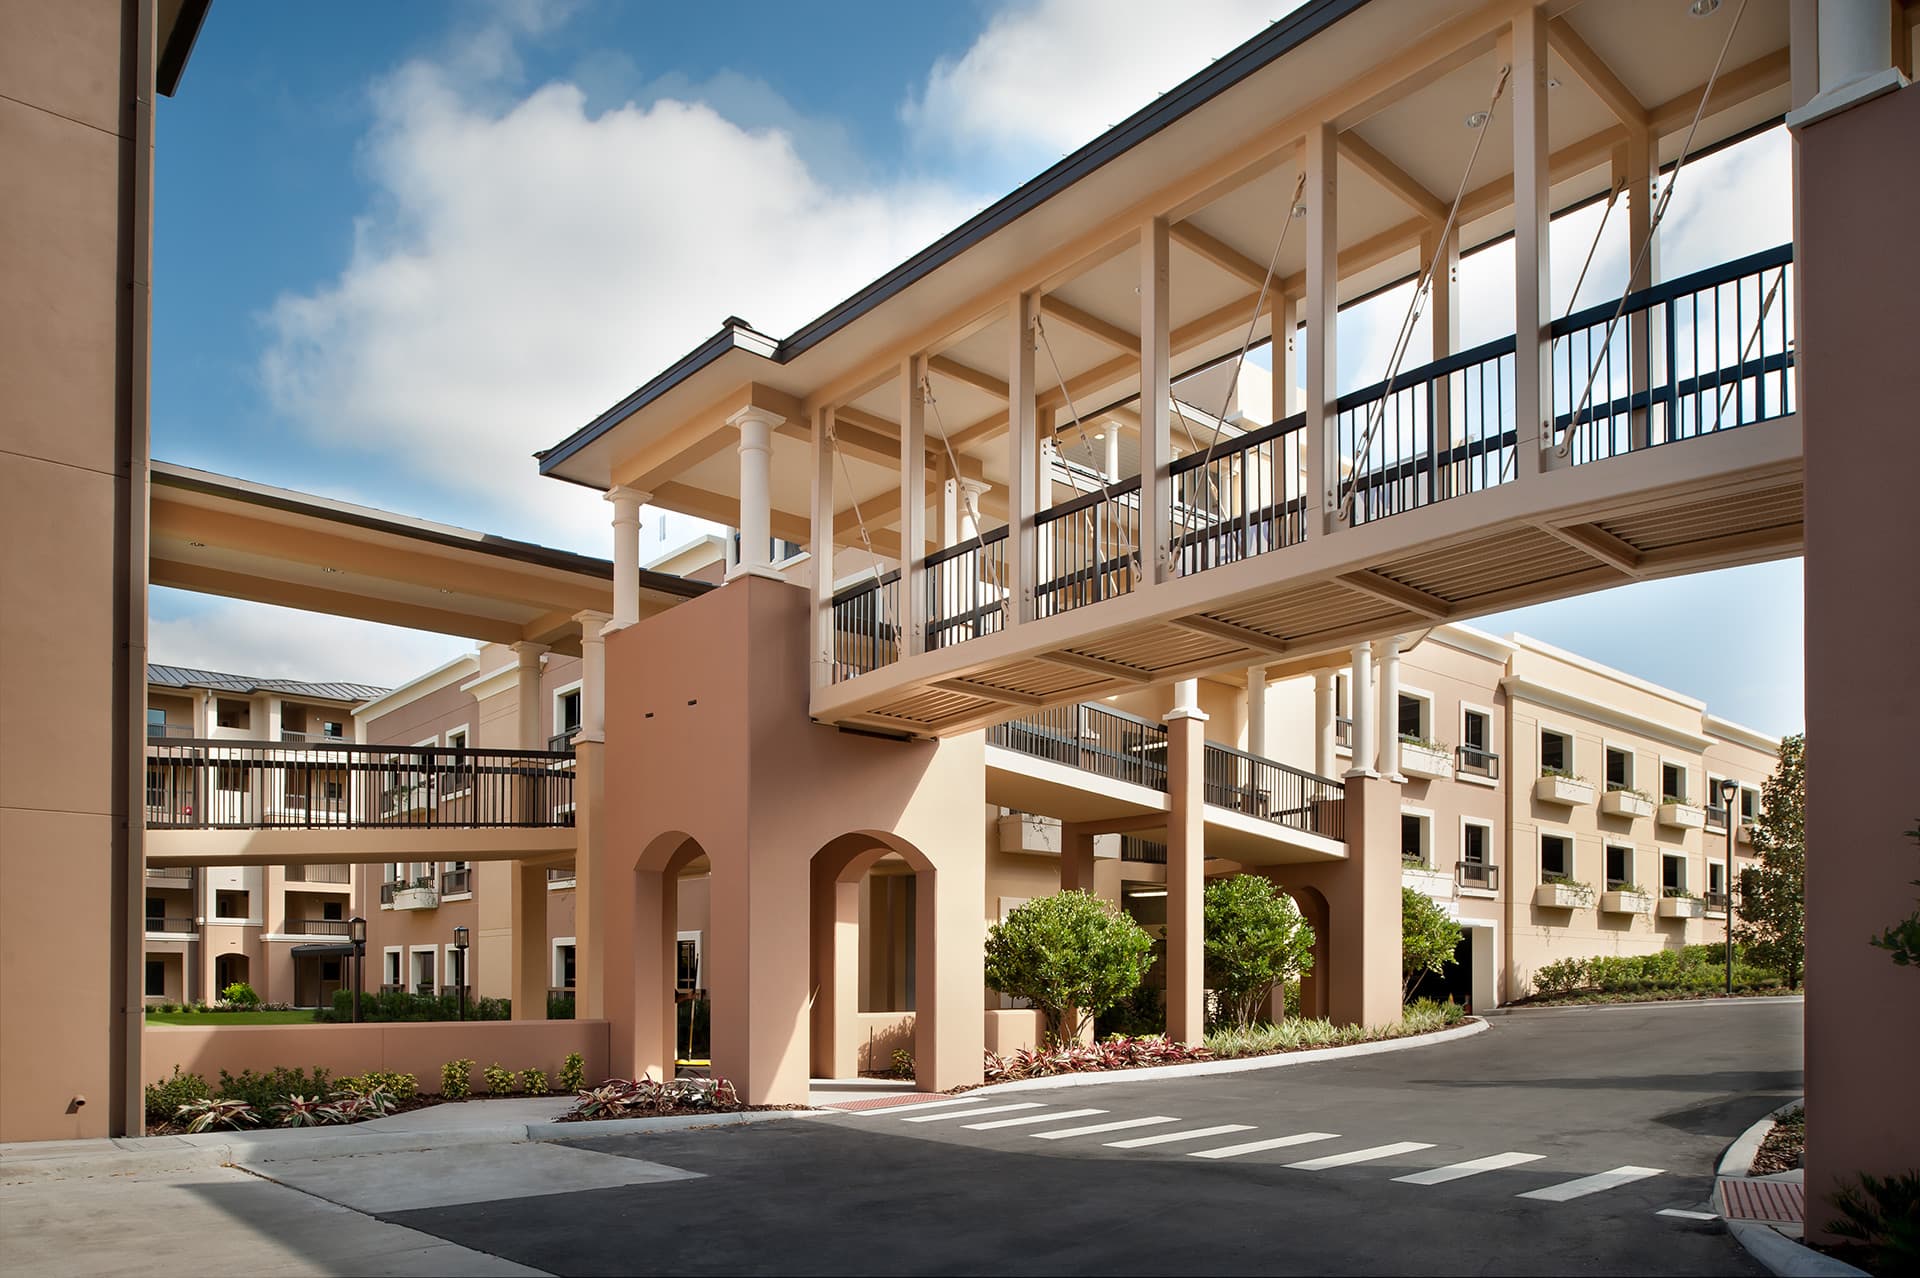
[1702,713,1782,754]
[1499,676,1716,753]
[459,663,523,702]
[1427,623,1518,664]
[354,653,481,722]
[1507,633,1707,711]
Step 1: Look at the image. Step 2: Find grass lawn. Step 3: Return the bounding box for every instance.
[144,1009,318,1026]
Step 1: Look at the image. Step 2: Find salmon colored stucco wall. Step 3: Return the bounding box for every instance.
[1796,82,1920,1239]
[143,1020,612,1092]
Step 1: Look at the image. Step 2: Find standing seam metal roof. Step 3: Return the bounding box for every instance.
[147,664,391,704]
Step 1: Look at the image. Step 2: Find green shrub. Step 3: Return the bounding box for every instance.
[338,1070,417,1101]
[1205,1000,1462,1058]
[1204,874,1314,1030]
[441,1058,474,1099]
[558,1052,586,1092]
[145,1066,211,1125]
[216,1066,330,1112]
[219,981,261,1008]
[889,1049,915,1081]
[1827,1171,1920,1272]
[1403,886,1463,1000]
[985,890,1155,1045]
[547,993,576,1020]
[521,1068,550,1095]
[1532,957,1590,995]
[319,989,514,1023]
[482,1063,516,1095]
[1094,983,1165,1039]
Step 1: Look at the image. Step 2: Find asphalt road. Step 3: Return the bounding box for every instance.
[383,998,1802,1276]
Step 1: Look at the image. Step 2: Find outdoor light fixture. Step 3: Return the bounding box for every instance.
[1465,110,1490,129]
[1290,202,1308,219]
[347,915,367,1024]
[453,926,470,1021]
[1719,776,1740,996]
[1689,0,1721,17]
[1125,888,1169,899]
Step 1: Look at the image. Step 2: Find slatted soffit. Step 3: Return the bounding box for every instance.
[535,0,1802,736]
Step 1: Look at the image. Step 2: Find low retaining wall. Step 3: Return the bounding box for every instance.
[984,1009,1048,1056]
[143,1019,611,1090]
[851,1013,914,1074]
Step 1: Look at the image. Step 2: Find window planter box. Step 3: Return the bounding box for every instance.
[1736,822,1756,847]
[997,813,1061,855]
[1657,802,1706,831]
[392,884,439,911]
[1532,882,1592,910]
[1402,867,1452,899]
[1658,895,1705,919]
[1600,790,1654,819]
[1533,775,1596,807]
[1600,889,1654,914]
[1399,743,1454,781]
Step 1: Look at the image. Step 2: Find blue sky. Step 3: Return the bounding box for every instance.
[147,0,1804,739]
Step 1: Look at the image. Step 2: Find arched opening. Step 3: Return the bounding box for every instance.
[213,951,250,997]
[1286,885,1331,1021]
[627,831,710,1083]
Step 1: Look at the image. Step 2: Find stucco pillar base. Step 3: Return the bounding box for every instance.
[1286,775,1402,1028]
[1164,707,1207,1045]
[1059,824,1097,895]
[572,740,606,1019]
[508,862,547,1020]
[723,562,788,584]
[914,844,987,1092]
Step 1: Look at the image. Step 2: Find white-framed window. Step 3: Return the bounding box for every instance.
[1459,818,1495,891]
[1396,687,1435,744]
[1662,853,1687,894]
[383,947,403,989]
[1740,785,1761,824]
[552,936,578,991]
[1604,743,1635,792]
[1539,830,1574,881]
[1334,673,1352,752]
[441,860,472,898]
[1605,844,1636,890]
[445,724,469,750]
[1458,702,1496,781]
[408,946,437,997]
[1539,725,1574,777]
[1707,861,1727,907]
[674,931,701,992]
[1661,760,1689,804]
[1400,807,1434,868]
[553,681,584,741]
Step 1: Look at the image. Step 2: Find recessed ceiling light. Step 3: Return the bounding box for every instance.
[1290,202,1308,219]
[1465,110,1490,129]
[1094,432,1105,440]
[321,567,341,574]
[1689,0,1720,16]
[187,540,205,548]
[1547,77,1561,90]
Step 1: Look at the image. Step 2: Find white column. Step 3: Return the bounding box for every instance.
[1173,678,1201,716]
[1313,670,1336,777]
[901,355,928,656]
[1104,427,1121,481]
[1508,9,1551,477]
[810,405,836,688]
[511,641,547,751]
[1245,666,1268,758]
[1373,637,1404,783]
[1786,0,1907,128]
[1346,643,1377,779]
[940,465,960,548]
[1304,129,1338,533]
[1619,131,1661,450]
[604,486,647,629]
[726,406,785,581]
[1008,293,1038,625]
[1140,217,1172,584]
[574,611,611,743]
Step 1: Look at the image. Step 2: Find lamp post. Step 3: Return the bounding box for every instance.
[348,915,366,1023]
[453,926,469,1021]
[1719,777,1739,998]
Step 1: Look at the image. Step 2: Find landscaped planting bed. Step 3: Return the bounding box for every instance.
[555,1076,803,1122]
[1518,944,1794,1006]
[1751,1104,1804,1176]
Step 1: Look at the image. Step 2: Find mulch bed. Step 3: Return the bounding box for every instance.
[553,1103,808,1123]
[1750,1105,1805,1176]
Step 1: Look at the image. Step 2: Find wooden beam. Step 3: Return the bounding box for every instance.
[929,354,1008,400]
[1039,295,1138,351]
[151,559,526,644]
[1032,650,1153,684]
[1537,520,1644,576]
[946,410,1010,451]
[1338,132,1448,222]
[654,481,811,545]
[1547,16,1648,127]
[930,678,1046,708]
[1169,221,1269,288]
[1648,48,1789,135]
[1165,613,1289,657]
[1333,569,1452,620]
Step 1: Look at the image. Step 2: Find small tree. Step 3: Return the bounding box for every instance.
[1868,820,1920,971]
[1204,875,1314,1029]
[1735,733,1806,989]
[1402,887,1462,1001]
[984,891,1154,1045]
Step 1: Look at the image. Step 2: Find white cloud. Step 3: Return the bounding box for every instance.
[260,21,983,553]
[906,0,1301,161]
[150,589,473,691]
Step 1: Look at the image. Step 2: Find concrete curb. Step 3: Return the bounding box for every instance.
[529,1109,805,1140]
[957,1017,1488,1097]
[1715,1098,1867,1278]
[1487,995,1805,1015]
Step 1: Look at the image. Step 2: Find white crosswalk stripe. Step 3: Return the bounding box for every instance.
[1189,1132,1340,1160]
[853,1096,985,1118]
[904,1102,1042,1124]
[1031,1116,1179,1141]
[1394,1151,1545,1184]
[1286,1141,1434,1170]
[1519,1165,1664,1201]
[963,1107,1107,1131]
[1104,1124,1256,1149]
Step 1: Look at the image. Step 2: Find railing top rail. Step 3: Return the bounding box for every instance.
[1549,242,1793,339]
[921,522,1010,570]
[1201,737,1344,789]
[1084,702,1166,734]
[1168,410,1308,476]
[1036,473,1142,524]
[1336,333,1518,413]
[830,567,903,607]
[145,738,575,760]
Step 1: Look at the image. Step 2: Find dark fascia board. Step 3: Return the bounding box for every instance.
[157,0,212,98]
[151,460,711,600]
[537,0,1370,478]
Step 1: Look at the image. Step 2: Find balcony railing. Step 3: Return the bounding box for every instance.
[284,919,352,938]
[145,865,194,882]
[145,739,575,829]
[1202,742,1346,842]
[1705,890,1730,913]
[830,569,902,682]
[1706,804,1731,830]
[1120,835,1167,864]
[288,863,351,884]
[548,726,581,753]
[1034,477,1142,619]
[1334,716,1352,749]
[145,916,198,934]
[148,722,191,739]
[1168,414,1311,576]
[924,526,1009,652]
[1456,861,1499,891]
[547,867,576,884]
[1456,745,1500,780]
[988,703,1168,791]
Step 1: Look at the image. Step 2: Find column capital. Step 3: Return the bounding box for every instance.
[573,609,613,639]
[604,486,649,515]
[726,404,785,438]
[509,640,548,668]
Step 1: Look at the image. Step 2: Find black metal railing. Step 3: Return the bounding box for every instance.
[144,916,198,934]
[1168,414,1310,575]
[285,919,353,937]
[1334,716,1353,748]
[1201,741,1346,842]
[148,722,191,739]
[1705,804,1731,830]
[440,867,471,895]
[924,525,1008,651]
[1456,745,1500,780]
[548,726,580,753]
[1457,861,1499,891]
[1552,245,1794,464]
[1336,335,1519,527]
[987,702,1169,791]
[1034,477,1141,618]
[288,863,350,884]
[143,739,576,829]
[1705,890,1730,912]
[830,570,902,680]
[1120,835,1167,864]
